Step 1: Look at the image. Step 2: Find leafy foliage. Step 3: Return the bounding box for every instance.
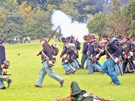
[87,12,106,37]
[0,0,132,42]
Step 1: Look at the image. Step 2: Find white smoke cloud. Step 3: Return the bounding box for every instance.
[51,10,89,42]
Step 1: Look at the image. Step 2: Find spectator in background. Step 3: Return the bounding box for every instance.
[14,38,16,44]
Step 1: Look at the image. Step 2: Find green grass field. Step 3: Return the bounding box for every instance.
[1,41,135,101]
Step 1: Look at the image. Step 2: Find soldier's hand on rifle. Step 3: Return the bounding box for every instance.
[48,60,53,65]
[36,51,41,56]
[96,54,100,59]
[114,58,119,64]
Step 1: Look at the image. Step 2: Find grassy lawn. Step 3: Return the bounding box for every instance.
[0,41,135,101]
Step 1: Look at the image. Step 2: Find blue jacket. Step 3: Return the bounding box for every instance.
[124,41,134,61]
[88,42,96,57]
[101,41,120,58]
[0,44,6,64]
[60,43,67,58]
[41,43,53,60]
[82,42,88,54]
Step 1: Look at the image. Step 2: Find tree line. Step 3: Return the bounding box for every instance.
[0,0,131,42]
[87,0,135,38]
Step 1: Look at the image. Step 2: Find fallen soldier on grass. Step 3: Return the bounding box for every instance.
[56,81,113,101]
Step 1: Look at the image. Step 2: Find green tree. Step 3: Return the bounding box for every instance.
[105,0,131,36]
[87,11,106,37]
[122,0,135,33]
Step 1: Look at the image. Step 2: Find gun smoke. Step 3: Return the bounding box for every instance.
[51,10,89,42]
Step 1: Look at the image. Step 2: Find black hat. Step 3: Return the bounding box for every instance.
[40,38,47,42]
[101,34,108,38]
[61,37,67,42]
[90,36,95,39]
[118,35,122,39]
[66,37,70,41]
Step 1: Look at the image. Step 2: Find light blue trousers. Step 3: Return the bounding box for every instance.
[73,59,79,69]
[88,59,102,74]
[85,58,89,69]
[115,62,123,76]
[101,58,120,85]
[81,54,87,69]
[62,62,71,74]
[36,61,63,86]
[0,67,9,88]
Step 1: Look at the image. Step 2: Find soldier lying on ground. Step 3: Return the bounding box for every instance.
[56,81,112,101]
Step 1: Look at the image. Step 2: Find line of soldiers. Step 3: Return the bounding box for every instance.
[1,33,135,89]
[80,33,135,85]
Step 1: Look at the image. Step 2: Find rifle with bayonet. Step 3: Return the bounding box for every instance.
[0,27,12,44]
[96,25,117,59]
[36,24,61,56]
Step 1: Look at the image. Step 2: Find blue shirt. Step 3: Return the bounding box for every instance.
[82,42,88,54]
[101,41,120,58]
[0,44,6,64]
[88,42,96,57]
[41,43,53,60]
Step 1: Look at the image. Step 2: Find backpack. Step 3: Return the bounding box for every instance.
[76,41,81,50]
[92,42,102,54]
[110,38,127,53]
[51,44,60,56]
[66,43,76,54]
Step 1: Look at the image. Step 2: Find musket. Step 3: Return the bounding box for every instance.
[0,27,12,44]
[114,29,116,38]
[36,24,61,56]
[105,46,123,75]
[69,33,73,43]
[48,24,61,42]
[75,37,78,42]
[128,33,133,43]
[96,25,117,58]
[129,33,132,38]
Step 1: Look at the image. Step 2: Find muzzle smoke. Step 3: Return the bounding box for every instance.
[51,10,89,42]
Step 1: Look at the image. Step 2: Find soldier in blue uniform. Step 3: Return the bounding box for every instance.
[0,41,12,89]
[80,35,88,69]
[122,34,135,73]
[60,37,74,75]
[87,36,102,74]
[98,34,120,85]
[34,38,64,87]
